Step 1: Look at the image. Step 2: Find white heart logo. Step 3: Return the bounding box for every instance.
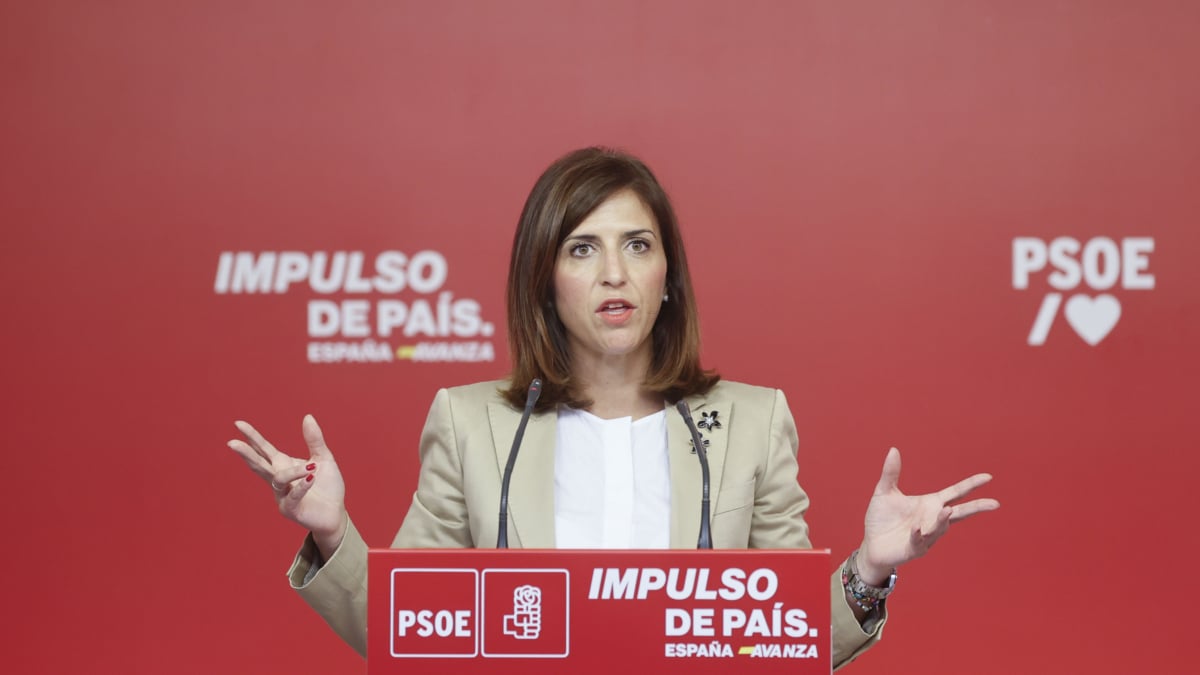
[1064,294,1121,346]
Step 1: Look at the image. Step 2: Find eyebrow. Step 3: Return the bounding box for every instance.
[564,228,658,242]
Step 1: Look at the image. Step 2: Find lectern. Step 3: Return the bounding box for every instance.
[368,548,832,674]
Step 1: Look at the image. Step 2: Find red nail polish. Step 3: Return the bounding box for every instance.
[306,463,316,471]
[305,474,314,482]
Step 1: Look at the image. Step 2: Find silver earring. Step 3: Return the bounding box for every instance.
[662,292,669,302]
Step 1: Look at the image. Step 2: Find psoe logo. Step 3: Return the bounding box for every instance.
[1012,237,1155,346]
[503,585,542,640]
[482,569,569,658]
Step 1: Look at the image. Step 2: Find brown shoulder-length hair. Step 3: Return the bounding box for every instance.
[502,147,719,412]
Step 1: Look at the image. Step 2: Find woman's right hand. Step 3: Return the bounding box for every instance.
[228,414,348,558]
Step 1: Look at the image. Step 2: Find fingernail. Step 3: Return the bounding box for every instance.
[306,463,316,471]
[305,474,314,482]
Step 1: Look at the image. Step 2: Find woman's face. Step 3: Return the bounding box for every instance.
[552,189,668,368]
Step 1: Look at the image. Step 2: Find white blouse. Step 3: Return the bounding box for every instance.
[553,407,671,549]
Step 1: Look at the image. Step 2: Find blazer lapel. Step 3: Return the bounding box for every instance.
[667,390,731,548]
[488,401,557,549]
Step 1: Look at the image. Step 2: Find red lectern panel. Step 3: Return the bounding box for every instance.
[368,548,832,674]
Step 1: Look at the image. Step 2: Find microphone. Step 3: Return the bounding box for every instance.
[675,400,713,549]
[497,378,543,548]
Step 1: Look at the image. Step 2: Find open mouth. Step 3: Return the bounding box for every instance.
[597,300,634,314]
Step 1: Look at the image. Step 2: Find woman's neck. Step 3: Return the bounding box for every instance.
[570,349,662,420]
[582,384,662,420]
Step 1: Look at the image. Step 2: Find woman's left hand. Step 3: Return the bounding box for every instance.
[856,447,999,584]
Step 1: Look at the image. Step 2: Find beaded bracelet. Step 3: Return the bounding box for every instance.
[840,549,896,613]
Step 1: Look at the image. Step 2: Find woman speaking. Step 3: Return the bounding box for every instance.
[229,147,998,670]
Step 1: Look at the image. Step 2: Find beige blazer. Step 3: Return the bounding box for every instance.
[290,380,884,669]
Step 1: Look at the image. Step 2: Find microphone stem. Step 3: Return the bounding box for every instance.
[497,378,542,548]
[675,400,713,549]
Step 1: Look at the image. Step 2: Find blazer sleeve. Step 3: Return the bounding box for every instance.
[287,518,370,656]
[759,388,887,670]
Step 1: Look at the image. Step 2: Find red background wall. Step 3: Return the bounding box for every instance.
[3,1,1197,672]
